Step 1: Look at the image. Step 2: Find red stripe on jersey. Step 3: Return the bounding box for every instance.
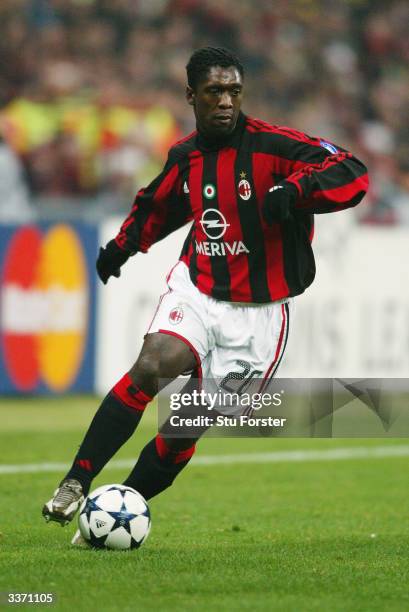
[180,237,194,267]
[311,174,369,206]
[216,148,251,301]
[287,153,367,211]
[252,152,289,299]
[114,235,129,250]
[139,164,180,251]
[188,152,214,295]
[248,150,310,188]
[247,118,323,147]
[289,153,348,185]
[309,218,315,242]
[116,194,142,249]
[188,236,194,266]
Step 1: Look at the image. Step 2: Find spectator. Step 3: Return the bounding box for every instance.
[0,0,408,223]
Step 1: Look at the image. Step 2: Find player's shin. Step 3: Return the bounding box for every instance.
[64,373,152,493]
[123,434,196,499]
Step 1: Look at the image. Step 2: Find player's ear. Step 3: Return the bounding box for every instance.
[186,86,195,106]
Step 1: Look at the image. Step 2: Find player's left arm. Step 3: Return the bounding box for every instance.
[262,129,369,224]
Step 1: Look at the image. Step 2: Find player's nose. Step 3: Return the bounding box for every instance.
[218,92,233,109]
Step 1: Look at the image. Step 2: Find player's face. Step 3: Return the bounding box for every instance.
[186,66,243,138]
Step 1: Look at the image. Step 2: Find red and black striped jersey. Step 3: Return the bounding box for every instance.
[115,113,368,303]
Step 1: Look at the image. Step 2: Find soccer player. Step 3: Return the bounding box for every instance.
[43,47,368,527]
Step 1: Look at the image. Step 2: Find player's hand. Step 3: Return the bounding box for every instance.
[262,182,298,225]
[96,239,130,284]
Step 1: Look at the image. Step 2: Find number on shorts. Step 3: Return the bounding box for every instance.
[220,360,262,395]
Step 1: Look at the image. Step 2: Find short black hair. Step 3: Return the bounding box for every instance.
[186,47,244,90]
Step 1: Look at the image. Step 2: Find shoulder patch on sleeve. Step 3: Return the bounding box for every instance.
[319,140,338,154]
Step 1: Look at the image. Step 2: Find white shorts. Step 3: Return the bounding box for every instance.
[147,262,293,413]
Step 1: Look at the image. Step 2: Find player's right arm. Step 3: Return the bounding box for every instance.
[97,148,191,284]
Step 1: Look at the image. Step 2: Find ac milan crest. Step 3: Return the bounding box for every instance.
[238,179,252,200]
[169,307,184,325]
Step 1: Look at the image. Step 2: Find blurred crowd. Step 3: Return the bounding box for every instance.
[0,0,408,224]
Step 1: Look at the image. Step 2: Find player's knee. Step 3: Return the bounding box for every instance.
[130,351,181,384]
[128,333,196,393]
[129,354,160,390]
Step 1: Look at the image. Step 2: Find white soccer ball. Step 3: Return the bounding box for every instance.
[78,484,151,550]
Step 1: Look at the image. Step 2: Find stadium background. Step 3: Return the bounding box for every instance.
[1,3,409,610]
[0,0,408,393]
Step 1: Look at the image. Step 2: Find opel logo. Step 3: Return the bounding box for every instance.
[200,209,230,240]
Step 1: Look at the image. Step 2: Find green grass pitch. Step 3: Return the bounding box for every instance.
[1,396,409,611]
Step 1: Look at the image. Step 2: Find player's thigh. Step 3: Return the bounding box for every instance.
[143,263,210,379]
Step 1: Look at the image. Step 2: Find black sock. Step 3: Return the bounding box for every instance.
[64,374,152,494]
[123,435,196,500]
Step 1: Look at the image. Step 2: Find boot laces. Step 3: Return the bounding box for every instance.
[55,481,82,505]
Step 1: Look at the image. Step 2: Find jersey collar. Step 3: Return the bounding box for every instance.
[196,111,246,152]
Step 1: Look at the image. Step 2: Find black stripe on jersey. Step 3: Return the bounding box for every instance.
[203,151,231,300]
[180,223,195,262]
[235,131,271,302]
[249,129,371,189]
[157,157,192,243]
[248,130,329,165]
[281,213,316,296]
[296,164,368,205]
[185,156,199,286]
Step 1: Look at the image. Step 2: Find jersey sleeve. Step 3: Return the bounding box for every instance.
[274,128,369,214]
[115,150,192,254]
